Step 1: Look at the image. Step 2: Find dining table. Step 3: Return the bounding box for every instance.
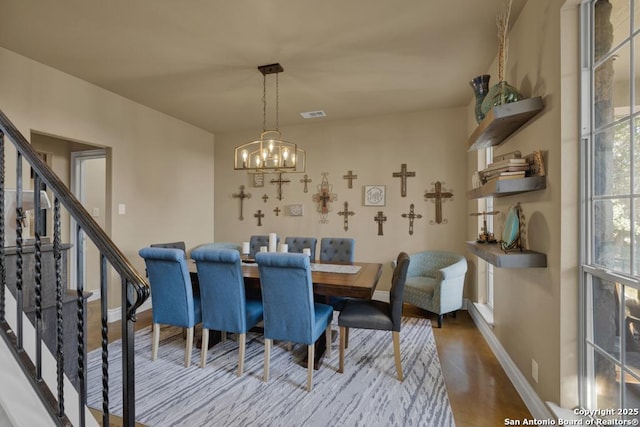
[189,258,383,369]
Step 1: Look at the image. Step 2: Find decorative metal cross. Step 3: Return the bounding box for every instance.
[273,207,281,216]
[392,163,416,197]
[300,174,312,193]
[262,194,269,203]
[254,209,264,226]
[424,181,453,224]
[337,201,355,231]
[232,185,252,220]
[374,211,387,236]
[312,173,337,223]
[401,203,423,235]
[270,173,291,201]
[342,170,358,189]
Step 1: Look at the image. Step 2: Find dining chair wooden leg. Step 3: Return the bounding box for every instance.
[339,326,346,373]
[307,344,314,392]
[185,326,194,368]
[345,327,349,349]
[200,327,210,368]
[264,338,272,382]
[325,324,332,358]
[392,331,403,381]
[287,342,292,352]
[221,331,227,343]
[237,333,246,377]
[152,323,160,361]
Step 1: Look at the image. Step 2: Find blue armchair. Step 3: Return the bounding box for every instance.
[139,247,202,367]
[256,252,333,392]
[398,251,467,328]
[191,247,263,375]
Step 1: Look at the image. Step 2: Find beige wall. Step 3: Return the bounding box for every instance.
[214,108,470,291]
[465,0,581,407]
[0,46,215,306]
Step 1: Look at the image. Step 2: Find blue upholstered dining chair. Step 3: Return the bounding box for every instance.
[190,247,264,375]
[284,236,317,261]
[319,237,356,311]
[338,252,410,381]
[139,247,202,367]
[249,235,280,258]
[255,252,333,392]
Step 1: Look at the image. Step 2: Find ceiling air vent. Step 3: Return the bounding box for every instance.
[300,110,327,119]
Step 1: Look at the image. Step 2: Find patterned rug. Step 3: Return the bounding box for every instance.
[86,316,455,427]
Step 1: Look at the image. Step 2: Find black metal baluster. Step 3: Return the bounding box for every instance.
[122,278,135,427]
[53,197,64,417]
[34,174,43,380]
[100,253,109,427]
[15,152,23,350]
[0,132,5,323]
[76,224,86,427]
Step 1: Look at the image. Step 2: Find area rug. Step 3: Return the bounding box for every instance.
[86,316,455,427]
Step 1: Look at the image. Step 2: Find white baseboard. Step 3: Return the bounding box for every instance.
[466,299,553,420]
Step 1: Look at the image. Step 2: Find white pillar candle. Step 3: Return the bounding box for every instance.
[268,233,277,252]
[259,246,268,252]
[279,243,288,253]
[242,241,250,255]
[302,248,311,257]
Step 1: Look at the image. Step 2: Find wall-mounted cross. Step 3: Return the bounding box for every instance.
[254,209,264,226]
[424,181,453,224]
[273,207,281,216]
[270,173,291,201]
[337,201,355,231]
[342,170,358,189]
[374,211,387,236]
[262,194,269,203]
[232,185,252,220]
[312,173,337,223]
[392,163,416,197]
[401,203,423,235]
[300,174,312,193]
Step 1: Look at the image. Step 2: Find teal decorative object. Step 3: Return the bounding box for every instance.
[469,75,491,124]
[480,80,523,117]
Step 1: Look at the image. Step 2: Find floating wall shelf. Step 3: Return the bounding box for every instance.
[466,176,546,199]
[467,97,544,151]
[466,241,547,268]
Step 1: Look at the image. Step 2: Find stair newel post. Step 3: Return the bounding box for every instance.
[122,277,136,427]
[34,174,43,380]
[16,152,23,349]
[100,253,110,427]
[0,132,5,323]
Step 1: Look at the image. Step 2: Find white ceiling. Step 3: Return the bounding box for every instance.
[0,0,526,134]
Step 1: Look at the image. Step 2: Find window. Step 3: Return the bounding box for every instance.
[581,0,640,419]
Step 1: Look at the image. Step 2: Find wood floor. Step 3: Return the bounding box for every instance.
[87,301,531,426]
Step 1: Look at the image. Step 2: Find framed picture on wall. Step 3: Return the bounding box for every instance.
[252,173,264,187]
[363,185,385,207]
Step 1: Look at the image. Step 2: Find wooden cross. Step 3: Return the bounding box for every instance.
[342,170,358,189]
[254,209,264,226]
[374,211,387,236]
[337,201,355,231]
[232,185,251,220]
[401,203,423,235]
[273,207,281,216]
[262,194,269,203]
[300,174,312,193]
[312,173,337,223]
[424,181,453,224]
[392,163,416,197]
[270,173,290,201]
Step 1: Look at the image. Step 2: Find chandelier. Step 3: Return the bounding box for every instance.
[234,63,305,172]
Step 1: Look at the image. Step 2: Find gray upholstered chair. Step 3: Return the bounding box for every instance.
[397,251,468,328]
[319,238,355,263]
[284,236,317,261]
[338,252,410,380]
[249,235,280,258]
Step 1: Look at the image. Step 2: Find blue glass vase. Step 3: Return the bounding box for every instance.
[469,75,491,124]
[480,80,523,117]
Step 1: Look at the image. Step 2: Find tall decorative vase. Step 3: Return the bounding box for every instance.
[469,74,491,124]
[480,80,523,118]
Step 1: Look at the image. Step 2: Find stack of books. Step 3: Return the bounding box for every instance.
[480,158,529,183]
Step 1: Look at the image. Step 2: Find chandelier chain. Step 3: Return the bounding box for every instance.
[262,73,267,132]
[276,72,279,131]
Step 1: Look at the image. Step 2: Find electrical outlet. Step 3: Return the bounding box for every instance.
[118,203,126,215]
[532,359,539,383]
[92,207,100,217]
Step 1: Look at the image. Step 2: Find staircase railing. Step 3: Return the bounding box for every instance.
[0,108,149,426]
